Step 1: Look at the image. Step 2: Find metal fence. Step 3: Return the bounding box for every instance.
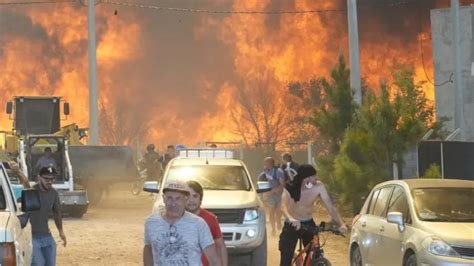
[418,141,474,180]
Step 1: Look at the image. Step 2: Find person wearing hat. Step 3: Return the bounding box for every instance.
[279,164,347,266]
[21,166,67,266]
[143,180,221,266]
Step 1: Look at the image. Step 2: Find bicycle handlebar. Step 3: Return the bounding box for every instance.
[299,222,346,237]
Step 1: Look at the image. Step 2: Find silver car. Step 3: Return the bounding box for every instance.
[350,179,474,266]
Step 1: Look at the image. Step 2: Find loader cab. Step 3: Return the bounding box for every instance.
[25,136,70,183]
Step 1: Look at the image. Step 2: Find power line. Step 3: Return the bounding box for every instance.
[100,0,418,15]
[100,1,346,14]
[0,0,75,5]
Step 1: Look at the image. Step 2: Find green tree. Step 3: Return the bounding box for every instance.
[289,55,357,189]
[423,163,442,179]
[334,66,437,212]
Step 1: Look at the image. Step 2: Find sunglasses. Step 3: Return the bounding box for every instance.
[41,176,56,181]
[169,224,177,244]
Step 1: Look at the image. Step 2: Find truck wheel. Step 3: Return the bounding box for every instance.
[250,233,267,266]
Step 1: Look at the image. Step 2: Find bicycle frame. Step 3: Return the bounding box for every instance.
[292,233,322,266]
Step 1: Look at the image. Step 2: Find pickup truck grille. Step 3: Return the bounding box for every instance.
[452,246,474,258]
[208,209,245,224]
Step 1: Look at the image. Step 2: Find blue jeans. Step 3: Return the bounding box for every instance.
[32,234,56,266]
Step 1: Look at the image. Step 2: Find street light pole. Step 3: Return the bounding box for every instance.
[88,0,99,145]
[347,0,362,105]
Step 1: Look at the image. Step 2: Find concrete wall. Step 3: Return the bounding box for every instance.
[431,5,474,141]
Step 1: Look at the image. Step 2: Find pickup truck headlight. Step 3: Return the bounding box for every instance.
[243,208,260,222]
[422,237,459,257]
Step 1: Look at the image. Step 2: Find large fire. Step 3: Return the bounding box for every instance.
[0,0,469,150]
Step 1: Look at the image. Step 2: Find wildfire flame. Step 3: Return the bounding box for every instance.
[0,0,464,150]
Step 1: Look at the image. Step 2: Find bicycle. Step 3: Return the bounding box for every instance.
[292,222,345,266]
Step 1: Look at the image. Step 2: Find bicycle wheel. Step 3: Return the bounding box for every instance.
[311,257,331,266]
[131,180,143,196]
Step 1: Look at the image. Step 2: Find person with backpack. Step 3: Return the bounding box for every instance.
[257,157,286,236]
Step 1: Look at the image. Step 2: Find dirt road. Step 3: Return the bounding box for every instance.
[53,184,349,266]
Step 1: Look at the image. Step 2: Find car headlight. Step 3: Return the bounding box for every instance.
[422,237,459,257]
[244,208,260,222]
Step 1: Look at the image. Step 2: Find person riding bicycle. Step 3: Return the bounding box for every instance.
[279,164,347,266]
[143,144,161,181]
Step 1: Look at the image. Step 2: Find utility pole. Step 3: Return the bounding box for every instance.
[452,0,465,140]
[88,0,99,145]
[347,0,362,105]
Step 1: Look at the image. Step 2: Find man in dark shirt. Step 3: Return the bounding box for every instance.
[19,166,66,266]
[160,145,176,170]
[143,144,161,181]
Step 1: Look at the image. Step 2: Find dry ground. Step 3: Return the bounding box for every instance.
[52,184,350,266]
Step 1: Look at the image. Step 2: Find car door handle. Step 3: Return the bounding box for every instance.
[380,226,385,232]
[361,221,367,227]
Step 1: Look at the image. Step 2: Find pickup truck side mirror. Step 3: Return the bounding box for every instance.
[143,182,160,193]
[256,181,272,193]
[21,189,41,212]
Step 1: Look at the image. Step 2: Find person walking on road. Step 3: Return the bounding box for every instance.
[186,180,228,266]
[258,157,286,236]
[17,166,66,266]
[143,181,221,266]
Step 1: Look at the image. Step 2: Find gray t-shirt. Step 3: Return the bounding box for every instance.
[30,184,61,236]
[144,211,214,266]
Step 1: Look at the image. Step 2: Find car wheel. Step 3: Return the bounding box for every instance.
[250,233,267,266]
[350,245,363,266]
[405,253,417,266]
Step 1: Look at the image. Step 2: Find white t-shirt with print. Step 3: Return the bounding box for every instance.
[144,211,214,266]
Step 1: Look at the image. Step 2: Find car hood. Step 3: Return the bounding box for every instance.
[152,190,259,213]
[420,222,474,247]
[201,190,258,209]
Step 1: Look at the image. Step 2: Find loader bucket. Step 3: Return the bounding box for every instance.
[68,145,138,182]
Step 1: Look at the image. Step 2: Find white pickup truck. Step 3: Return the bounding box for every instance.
[0,163,40,265]
[144,149,272,266]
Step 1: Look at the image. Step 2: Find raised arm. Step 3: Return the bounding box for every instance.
[10,163,31,188]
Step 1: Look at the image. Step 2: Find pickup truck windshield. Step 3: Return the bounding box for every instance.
[166,165,251,191]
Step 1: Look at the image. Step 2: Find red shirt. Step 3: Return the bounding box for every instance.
[199,208,222,266]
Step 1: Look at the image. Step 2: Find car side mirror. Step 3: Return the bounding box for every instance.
[256,181,272,193]
[6,101,12,114]
[143,181,160,193]
[21,189,41,212]
[387,211,405,232]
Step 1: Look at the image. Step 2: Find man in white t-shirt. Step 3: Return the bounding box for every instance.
[143,181,221,266]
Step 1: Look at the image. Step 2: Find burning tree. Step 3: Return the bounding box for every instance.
[230,76,297,145]
[99,99,150,146]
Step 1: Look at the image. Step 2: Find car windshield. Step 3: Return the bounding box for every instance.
[412,187,474,222]
[166,165,251,191]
